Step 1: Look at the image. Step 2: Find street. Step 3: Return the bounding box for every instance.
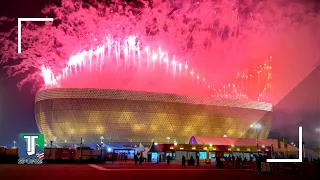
[0,162,309,180]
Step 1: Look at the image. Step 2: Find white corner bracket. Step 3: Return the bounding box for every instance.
[267,126,303,163]
[18,18,54,53]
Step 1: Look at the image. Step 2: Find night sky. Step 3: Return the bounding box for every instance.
[0,0,319,148]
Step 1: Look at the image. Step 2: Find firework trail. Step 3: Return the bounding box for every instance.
[0,0,319,103]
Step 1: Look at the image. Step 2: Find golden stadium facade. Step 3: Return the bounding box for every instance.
[35,88,273,145]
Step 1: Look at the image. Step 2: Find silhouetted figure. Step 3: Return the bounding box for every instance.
[243,157,247,162]
[182,155,186,168]
[292,162,297,174]
[124,154,127,162]
[139,155,143,165]
[134,154,138,165]
[236,156,241,161]
[112,153,115,163]
[196,154,200,166]
[167,155,170,165]
[256,156,262,174]
[216,156,221,168]
[159,155,162,163]
[189,156,194,165]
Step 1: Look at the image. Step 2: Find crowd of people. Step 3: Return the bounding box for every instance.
[109,152,320,172]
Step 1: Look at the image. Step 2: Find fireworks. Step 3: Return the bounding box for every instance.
[41,33,272,101]
[5,0,319,102]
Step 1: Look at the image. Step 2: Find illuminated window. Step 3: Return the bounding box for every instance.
[199,152,206,159]
[166,153,174,157]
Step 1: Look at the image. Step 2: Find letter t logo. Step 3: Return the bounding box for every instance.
[24,135,39,156]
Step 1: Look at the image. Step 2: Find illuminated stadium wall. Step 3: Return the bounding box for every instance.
[35,88,273,145]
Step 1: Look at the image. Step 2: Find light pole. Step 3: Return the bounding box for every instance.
[250,123,262,154]
[79,137,83,164]
[100,142,104,161]
[49,140,53,161]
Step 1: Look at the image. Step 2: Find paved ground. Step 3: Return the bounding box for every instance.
[0,162,313,180]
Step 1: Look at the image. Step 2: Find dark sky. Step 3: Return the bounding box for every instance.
[269,65,320,148]
[0,0,61,147]
[0,0,319,148]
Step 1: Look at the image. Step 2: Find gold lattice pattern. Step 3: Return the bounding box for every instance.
[35,88,272,144]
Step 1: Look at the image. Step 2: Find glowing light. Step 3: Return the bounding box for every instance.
[250,123,262,129]
[40,31,272,102]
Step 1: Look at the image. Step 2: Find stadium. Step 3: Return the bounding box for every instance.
[35,88,273,146]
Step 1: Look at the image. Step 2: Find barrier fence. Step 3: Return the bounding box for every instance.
[221,160,319,178]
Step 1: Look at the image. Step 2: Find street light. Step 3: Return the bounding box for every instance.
[100,136,104,144]
[166,137,170,143]
[250,123,262,154]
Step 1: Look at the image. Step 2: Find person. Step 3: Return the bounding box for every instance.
[159,155,162,163]
[139,154,143,165]
[196,154,200,166]
[124,154,127,162]
[256,155,262,174]
[190,156,194,165]
[167,155,170,165]
[216,156,221,168]
[134,154,138,165]
[182,155,186,168]
[112,153,115,163]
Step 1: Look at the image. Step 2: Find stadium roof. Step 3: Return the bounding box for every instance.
[189,136,298,151]
[36,88,272,111]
